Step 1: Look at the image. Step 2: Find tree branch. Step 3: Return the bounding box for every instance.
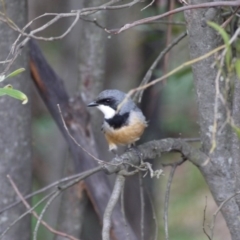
[7,176,79,240]
[115,1,240,33]
[102,174,126,240]
[104,138,207,175]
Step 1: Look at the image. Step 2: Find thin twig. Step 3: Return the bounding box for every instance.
[0,167,101,239]
[57,104,119,166]
[0,167,101,214]
[32,166,102,239]
[0,189,56,239]
[116,1,240,33]
[163,164,177,240]
[221,6,240,28]
[134,31,187,103]
[210,191,240,239]
[7,175,79,240]
[163,0,175,83]
[139,172,145,240]
[122,44,226,110]
[141,0,155,11]
[146,20,186,25]
[203,196,211,240]
[146,188,158,240]
[33,191,61,240]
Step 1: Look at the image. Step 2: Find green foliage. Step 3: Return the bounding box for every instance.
[4,68,26,80]
[0,68,28,104]
[207,21,232,71]
[0,85,28,104]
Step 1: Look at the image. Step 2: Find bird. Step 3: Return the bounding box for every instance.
[87,89,147,155]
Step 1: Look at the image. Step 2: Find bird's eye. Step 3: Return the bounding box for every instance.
[105,98,111,103]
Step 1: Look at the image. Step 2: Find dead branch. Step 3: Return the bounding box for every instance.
[134,31,187,103]
[116,1,240,33]
[102,174,126,240]
[8,176,78,240]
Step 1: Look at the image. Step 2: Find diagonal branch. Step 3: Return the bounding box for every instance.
[30,39,138,240]
[7,175,79,240]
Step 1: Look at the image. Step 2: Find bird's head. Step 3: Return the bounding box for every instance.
[87,89,128,119]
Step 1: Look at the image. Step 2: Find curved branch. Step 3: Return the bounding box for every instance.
[104,138,207,174]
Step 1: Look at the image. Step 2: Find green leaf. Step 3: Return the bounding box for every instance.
[0,87,28,104]
[5,68,25,79]
[208,21,232,70]
[235,59,240,79]
[232,125,240,139]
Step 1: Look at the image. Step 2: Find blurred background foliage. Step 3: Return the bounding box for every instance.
[29,0,230,239]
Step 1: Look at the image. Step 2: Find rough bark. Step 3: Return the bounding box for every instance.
[78,0,105,104]
[185,1,240,239]
[78,0,107,158]
[0,0,32,239]
[232,76,240,207]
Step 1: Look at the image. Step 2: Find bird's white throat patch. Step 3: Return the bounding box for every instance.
[97,105,116,119]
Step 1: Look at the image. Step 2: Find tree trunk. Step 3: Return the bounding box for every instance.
[185,1,240,239]
[0,0,32,239]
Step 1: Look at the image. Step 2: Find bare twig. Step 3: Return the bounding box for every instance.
[0,189,56,239]
[115,44,226,112]
[33,191,61,240]
[57,104,119,166]
[33,166,102,239]
[146,188,158,240]
[210,191,240,239]
[146,20,186,25]
[116,1,240,33]
[0,166,101,214]
[102,173,126,240]
[139,172,145,240]
[0,0,143,76]
[203,197,211,240]
[0,167,101,238]
[134,31,187,103]
[163,0,175,82]
[141,0,155,11]
[7,176,79,240]
[163,164,177,240]
[221,6,240,28]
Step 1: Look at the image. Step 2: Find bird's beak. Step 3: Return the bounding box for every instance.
[87,101,98,107]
